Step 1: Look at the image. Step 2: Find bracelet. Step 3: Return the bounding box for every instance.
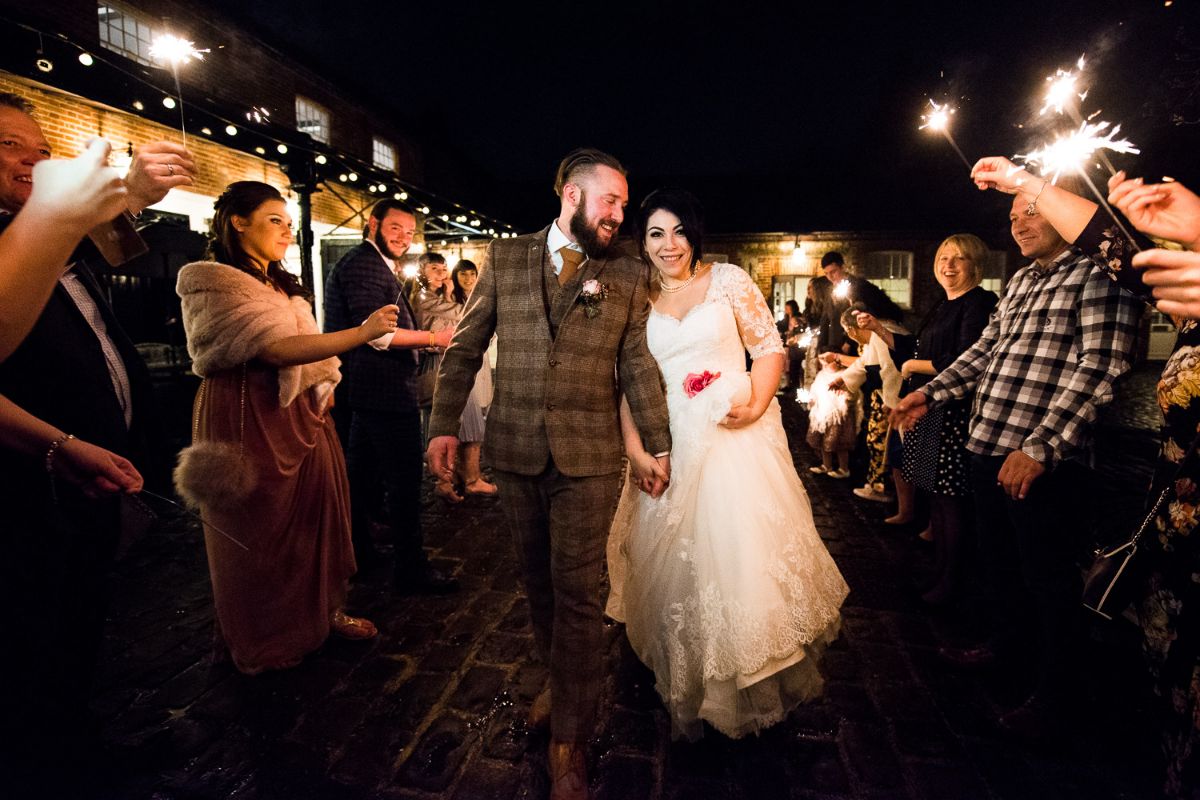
[1024,179,1048,217]
[45,433,76,475]
[429,331,436,347]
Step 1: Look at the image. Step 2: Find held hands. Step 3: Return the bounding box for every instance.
[889,391,928,431]
[124,142,196,214]
[996,450,1045,500]
[363,304,400,340]
[1107,172,1200,251]
[427,435,459,483]
[970,156,1041,197]
[629,450,670,498]
[28,139,127,234]
[52,437,144,498]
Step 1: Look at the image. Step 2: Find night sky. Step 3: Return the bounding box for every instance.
[209,0,1198,242]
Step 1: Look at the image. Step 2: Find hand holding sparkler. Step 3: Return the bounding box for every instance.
[363,304,401,341]
[889,390,929,432]
[124,142,195,214]
[49,435,144,498]
[970,156,1043,197]
[1108,173,1200,252]
[29,138,127,234]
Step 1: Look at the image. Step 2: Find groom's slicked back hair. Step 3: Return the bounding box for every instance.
[554,148,626,198]
[636,188,706,273]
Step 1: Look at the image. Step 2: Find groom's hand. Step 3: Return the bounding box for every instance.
[649,455,671,499]
[427,435,460,482]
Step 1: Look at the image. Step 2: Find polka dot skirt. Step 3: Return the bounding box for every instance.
[901,399,972,497]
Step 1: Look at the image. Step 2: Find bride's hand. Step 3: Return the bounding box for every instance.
[628,449,663,496]
[721,402,763,429]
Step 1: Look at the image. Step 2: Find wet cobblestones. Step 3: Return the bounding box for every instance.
[69,372,1168,800]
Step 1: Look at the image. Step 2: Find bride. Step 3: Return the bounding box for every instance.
[608,188,849,740]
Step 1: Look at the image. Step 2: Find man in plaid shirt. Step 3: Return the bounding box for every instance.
[892,185,1141,738]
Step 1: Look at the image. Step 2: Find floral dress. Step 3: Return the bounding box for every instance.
[1077,212,1200,798]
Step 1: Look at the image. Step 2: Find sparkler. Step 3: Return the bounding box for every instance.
[1040,55,1087,117]
[795,387,812,405]
[148,34,209,148]
[137,489,250,551]
[832,280,851,301]
[1016,120,1139,184]
[919,99,972,169]
[1017,120,1142,251]
[795,328,816,349]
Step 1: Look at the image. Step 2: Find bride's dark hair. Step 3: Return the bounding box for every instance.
[208,181,310,300]
[635,188,705,275]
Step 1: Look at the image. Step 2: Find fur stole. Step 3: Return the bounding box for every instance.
[176,261,339,407]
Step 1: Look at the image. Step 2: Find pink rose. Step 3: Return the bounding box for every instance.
[581,279,602,297]
[683,370,721,398]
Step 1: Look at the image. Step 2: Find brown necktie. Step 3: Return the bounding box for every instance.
[558,246,585,286]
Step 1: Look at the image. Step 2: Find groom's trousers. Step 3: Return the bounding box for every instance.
[493,463,621,743]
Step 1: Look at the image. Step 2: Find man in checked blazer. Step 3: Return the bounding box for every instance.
[323,200,457,593]
[428,149,670,799]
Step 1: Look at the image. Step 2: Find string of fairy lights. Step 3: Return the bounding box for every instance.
[6,16,520,244]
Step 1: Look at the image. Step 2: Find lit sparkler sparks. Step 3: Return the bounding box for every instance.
[1017,119,1142,253]
[1016,120,1140,184]
[795,388,812,405]
[919,99,972,169]
[1040,55,1087,116]
[795,328,816,349]
[832,280,851,301]
[149,34,209,148]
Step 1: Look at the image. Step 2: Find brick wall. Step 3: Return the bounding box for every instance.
[0,72,386,232]
[1,0,423,178]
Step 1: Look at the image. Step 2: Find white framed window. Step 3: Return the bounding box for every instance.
[295,96,330,144]
[97,2,158,66]
[863,250,914,309]
[980,250,1007,296]
[372,137,396,171]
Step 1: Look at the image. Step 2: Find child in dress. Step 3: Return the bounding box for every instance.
[805,358,861,478]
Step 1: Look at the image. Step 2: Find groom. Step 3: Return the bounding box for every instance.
[427,148,670,798]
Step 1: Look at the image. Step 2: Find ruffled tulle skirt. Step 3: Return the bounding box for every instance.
[607,372,849,739]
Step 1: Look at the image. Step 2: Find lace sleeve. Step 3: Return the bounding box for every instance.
[718,264,785,360]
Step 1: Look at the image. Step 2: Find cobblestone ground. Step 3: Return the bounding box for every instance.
[75,366,1166,800]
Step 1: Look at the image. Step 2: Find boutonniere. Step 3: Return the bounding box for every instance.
[683,370,721,398]
[578,279,609,319]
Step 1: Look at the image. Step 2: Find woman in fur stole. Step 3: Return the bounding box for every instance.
[175,181,399,674]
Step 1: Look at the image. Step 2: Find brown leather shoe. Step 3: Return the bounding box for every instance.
[528,686,551,731]
[548,741,588,800]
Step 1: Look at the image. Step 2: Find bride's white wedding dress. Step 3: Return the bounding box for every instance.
[607,263,849,740]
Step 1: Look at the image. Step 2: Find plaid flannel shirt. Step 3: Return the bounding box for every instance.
[922,246,1140,465]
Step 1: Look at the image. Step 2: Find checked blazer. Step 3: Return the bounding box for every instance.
[323,241,420,413]
[428,225,671,477]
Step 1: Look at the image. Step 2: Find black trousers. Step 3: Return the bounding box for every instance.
[347,408,427,577]
[493,463,621,743]
[970,453,1090,702]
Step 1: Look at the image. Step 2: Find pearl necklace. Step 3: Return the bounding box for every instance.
[658,263,705,293]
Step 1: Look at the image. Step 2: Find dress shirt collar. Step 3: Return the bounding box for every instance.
[546,219,580,257]
[365,238,397,273]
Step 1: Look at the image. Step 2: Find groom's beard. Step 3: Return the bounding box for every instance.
[375,228,405,261]
[569,198,620,260]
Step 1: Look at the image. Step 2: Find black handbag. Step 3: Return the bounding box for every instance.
[1083,433,1200,620]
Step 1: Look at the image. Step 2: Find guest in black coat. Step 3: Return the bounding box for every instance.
[0,91,195,787]
[817,250,905,356]
[322,200,457,594]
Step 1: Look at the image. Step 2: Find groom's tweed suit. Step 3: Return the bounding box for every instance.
[430,226,670,740]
